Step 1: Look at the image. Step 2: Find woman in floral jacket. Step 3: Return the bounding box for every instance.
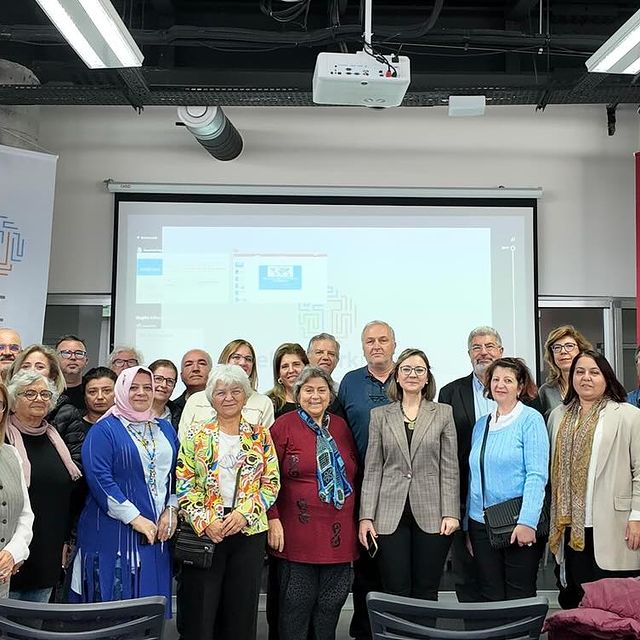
[176,364,280,640]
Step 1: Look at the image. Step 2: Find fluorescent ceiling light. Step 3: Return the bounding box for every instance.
[34,0,143,69]
[586,8,640,75]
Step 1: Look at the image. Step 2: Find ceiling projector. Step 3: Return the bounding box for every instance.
[312,50,411,107]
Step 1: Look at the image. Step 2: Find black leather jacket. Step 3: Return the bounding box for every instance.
[47,395,86,471]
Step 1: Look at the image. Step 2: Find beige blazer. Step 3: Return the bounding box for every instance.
[360,400,459,535]
[549,401,640,571]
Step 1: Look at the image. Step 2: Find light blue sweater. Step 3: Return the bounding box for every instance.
[468,403,549,529]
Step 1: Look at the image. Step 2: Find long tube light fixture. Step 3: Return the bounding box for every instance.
[34,0,144,69]
[586,8,640,75]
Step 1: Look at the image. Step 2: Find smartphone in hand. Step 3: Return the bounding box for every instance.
[366,531,378,558]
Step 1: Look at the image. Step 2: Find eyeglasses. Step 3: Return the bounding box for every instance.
[153,375,176,388]
[551,342,577,354]
[470,343,500,353]
[312,349,337,358]
[213,389,245,400]
[18,389,53,401]
[112,358,139,368]
[399,365,427,376]
[58,349,87,359]
[0,344,20,353]
[229,353,254,364]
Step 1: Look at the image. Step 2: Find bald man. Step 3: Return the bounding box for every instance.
[0,328,22,380]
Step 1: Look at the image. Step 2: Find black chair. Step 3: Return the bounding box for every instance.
[367,591,548,639]
[0,595,166,640]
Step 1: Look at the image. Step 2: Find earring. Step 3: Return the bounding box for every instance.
[277,378,283,385]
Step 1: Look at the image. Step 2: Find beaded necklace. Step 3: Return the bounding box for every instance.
[126,421,158,497]
[401,404,419,431]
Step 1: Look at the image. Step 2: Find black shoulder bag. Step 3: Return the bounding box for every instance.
[479,414,549,549]
[174,466,243,569]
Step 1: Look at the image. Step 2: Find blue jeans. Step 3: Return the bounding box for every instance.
[9,587,53,603]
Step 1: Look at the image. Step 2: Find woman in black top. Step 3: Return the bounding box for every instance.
[7,345,85,468]
[5,371,81,602]
[81,367,117,432]
[266,343,308,419]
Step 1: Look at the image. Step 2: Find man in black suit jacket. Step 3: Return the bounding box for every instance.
[438,326,503,602]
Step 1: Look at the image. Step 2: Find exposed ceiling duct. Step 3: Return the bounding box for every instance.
[176,106,243,161]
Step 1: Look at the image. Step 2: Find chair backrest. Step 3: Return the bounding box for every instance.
[367,591,548,640]
[0,596,166,640]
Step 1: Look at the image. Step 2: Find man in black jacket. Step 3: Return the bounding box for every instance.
[438,325,503,602]
[55,334,89,412]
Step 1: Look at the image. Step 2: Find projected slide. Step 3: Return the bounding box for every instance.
[114,197,537,394]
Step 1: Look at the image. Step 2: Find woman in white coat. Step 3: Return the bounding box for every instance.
[549,349,640,609]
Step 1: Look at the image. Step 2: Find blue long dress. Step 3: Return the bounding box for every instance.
[70,414,178,616]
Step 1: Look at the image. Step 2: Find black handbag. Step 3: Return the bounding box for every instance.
[479,415,550,550]
[173,466,243,568]
[173,523,216,569]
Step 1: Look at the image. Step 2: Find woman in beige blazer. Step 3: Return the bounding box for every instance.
[359,348,459,600]
[549,349,640,609]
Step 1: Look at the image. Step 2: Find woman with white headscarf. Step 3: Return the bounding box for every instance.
[68,366,178,615]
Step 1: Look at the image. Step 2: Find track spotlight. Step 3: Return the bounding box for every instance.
[177,106,243,161]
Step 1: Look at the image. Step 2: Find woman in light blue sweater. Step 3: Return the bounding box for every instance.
[467,357,549,601]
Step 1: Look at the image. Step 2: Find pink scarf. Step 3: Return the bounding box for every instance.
[7,414,81,487]
[103,366,155,423]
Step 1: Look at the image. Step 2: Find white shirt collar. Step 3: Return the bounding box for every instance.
[490,400,524,430]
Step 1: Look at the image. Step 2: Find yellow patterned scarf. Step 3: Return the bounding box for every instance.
[549,397,608,555]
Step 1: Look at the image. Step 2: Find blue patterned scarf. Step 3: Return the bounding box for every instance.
[297,408,353,510]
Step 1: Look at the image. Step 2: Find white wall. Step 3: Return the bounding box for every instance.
[39,104,638,296]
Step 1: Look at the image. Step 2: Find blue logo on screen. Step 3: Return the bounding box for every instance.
[137,258,163,276]
[259,265,302,290]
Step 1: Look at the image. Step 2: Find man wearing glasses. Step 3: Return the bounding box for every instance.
[437,326,504,603]
[0,328,21,380]
[338,320,396,640]
[56,334,89,412]
[108,345,143,376]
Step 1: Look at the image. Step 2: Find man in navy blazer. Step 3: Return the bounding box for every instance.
[438,325,503,602]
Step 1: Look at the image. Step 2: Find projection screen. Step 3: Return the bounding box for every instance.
[112,189,539,395]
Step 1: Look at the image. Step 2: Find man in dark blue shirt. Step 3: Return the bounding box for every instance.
[338,321,396,461]
[338,320,396,640]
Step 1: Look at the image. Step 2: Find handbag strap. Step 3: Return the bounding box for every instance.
[231,466,242,509]
[478,414,492,512]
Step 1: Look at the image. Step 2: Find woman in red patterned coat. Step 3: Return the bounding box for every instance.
[267,365,359,640]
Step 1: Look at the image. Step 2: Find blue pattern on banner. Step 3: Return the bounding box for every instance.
[0,215,25,276]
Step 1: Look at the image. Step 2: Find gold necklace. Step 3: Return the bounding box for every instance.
[401,406,418,430]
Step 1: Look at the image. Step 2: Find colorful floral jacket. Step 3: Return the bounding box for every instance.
[176,418,280,535]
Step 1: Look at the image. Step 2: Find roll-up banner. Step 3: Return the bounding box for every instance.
[636,152,640,344]
[0,144,58,343]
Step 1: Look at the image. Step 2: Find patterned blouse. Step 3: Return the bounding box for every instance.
[176,418,280,535]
